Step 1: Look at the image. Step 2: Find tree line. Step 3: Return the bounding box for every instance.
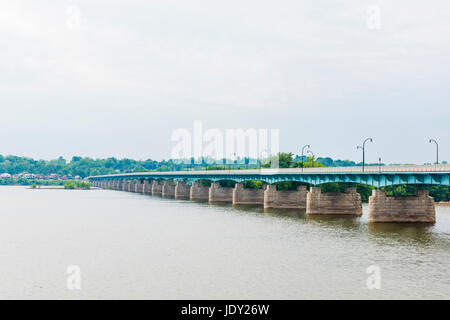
[0,153,448,201]
[0,152,324,178]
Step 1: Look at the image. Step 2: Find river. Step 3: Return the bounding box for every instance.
[0,186,448,299]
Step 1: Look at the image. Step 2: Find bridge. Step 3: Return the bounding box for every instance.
[89,164,449,224]
[88,164,450,187]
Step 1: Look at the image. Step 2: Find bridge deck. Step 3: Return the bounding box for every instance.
[89,165,450,187]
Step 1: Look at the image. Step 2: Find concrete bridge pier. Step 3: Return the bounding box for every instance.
[122,181,129,191]
[128,181,136,192]
[209,182,234,203]
[115,180,123,191]
[152,180,162,196]
[135,180,143,193]
[232,183,266,205]
[175,181,191,199]
[162,180,175,198]
[190,181,210,201]
[143,180,151,194]
[368,190,436,223]
[306,187,362,215]
[264,185,307,210]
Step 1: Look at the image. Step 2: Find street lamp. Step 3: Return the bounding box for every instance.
[307,150,314,168]
[357,138,373,172]
[429,139,439,164]
[301,145,311,172]
[378,157,382,174]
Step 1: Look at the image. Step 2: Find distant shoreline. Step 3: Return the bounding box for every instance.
[26,186,92,190]
[436,202,450,206]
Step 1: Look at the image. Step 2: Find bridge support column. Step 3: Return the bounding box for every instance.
[306,187,362,215]
[368,190,436,223]
[114,180,120,190]
[116,180,123,191]
[232,183,266,205]
[128,181,136,192]
[162,180,175,198]
[152,180,162,196]
[135,180,143,193]
[122,181,129,191]
[264,185,307,210]
[209,183,233,203]
[175,181,191,199]
[143,180,151,194]
[190,181,210,201]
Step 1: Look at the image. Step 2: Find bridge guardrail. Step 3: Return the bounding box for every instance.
[89,164,450,179]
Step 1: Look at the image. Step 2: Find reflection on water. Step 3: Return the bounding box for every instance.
[0,186,449,299]
[263,208,306,220]
[368,222,435,235]
[368,223,440,247]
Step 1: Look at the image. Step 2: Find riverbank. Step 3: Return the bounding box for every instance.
[26,186,93,190]
[436,201,450,206]
[27,186,65,190]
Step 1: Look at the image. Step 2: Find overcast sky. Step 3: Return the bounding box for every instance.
[0,0,449,164]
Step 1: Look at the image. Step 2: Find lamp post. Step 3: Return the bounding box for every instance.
[378,157,382,174]
[307,150,314,168]
[429,139,439,164]
[301,145,311,172]
[357,138,373,172]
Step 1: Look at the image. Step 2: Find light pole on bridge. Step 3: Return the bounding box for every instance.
[307,150,315,167]
[429,139,439,165]
[357,138,373,172]
[301,145,311,172]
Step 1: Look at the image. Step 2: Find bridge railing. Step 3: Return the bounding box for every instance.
[89,164,450,179]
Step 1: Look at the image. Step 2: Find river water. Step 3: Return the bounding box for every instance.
[0,186,448,299]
